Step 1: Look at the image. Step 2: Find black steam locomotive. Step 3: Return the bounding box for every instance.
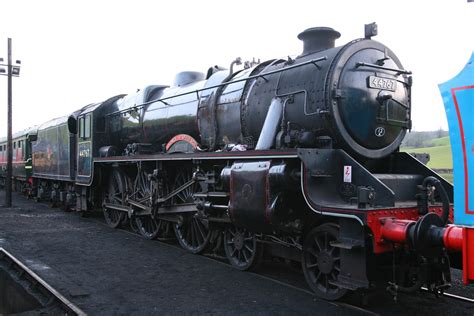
[2,23,469,301]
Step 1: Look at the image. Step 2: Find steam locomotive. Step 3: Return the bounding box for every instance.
[1,23,471,301]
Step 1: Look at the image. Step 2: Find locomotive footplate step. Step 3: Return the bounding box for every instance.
[0,191,365,315]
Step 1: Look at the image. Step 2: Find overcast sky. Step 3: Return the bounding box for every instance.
[0,0,472,137]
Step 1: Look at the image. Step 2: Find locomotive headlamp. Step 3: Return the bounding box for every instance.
[365,22,378,39]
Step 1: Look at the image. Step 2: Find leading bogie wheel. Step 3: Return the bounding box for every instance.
[302,223,347,301]
[102,169,128,228]
[224,226,262,271]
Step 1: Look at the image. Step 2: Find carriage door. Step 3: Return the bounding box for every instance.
[77,113,93,181]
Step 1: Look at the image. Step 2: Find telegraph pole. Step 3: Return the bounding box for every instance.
[5,38,13,207]
[0,38,20,207]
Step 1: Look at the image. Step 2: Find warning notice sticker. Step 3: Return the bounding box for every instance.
[343,165,352,183]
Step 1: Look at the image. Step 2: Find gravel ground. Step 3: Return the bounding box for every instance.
[0,191,366,315]
[1,190,473,315]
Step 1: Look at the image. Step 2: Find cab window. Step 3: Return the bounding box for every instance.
[84,114,91,138]
[78,114,92,139]
[79,117,84,138]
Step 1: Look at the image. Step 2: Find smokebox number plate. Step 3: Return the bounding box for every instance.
[368,76,397,91]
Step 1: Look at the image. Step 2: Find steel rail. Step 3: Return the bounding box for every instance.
[421,286,474,304]
[0,248,86,316]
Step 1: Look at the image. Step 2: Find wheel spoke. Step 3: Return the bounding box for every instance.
[195,218,206,240]
[242,249,249,262]
[307,247,319,259]
[306,262,318,269]
[314,237,323,251]
[191,219,200,246]
[315,271,322,282]
[244,244,253,253]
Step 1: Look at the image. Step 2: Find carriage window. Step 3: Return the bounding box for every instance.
[13,142,16,149]
[84,114,91,138]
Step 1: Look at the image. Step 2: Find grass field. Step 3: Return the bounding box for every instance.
[401,136,453,183]
[428,136,450,147]
[402,136,453,169]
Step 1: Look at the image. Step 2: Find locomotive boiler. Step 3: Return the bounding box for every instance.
[9,23,473,302]
[107,26,410,159]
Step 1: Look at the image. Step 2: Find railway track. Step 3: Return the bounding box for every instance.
[0,248,86,315]
[420,287,474,303]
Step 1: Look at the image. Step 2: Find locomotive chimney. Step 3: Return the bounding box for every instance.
[298,27,341,56]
